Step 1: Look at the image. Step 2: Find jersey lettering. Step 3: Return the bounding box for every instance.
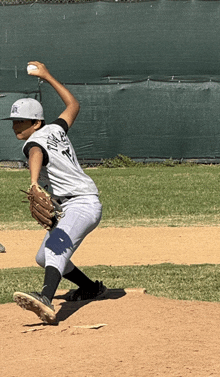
[62,147,75,165]
[47,131,69,151]
[47,134,60,151]
[46,131,76,165]
[23,124,98,197]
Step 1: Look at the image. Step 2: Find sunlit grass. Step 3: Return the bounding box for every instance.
[1,165,220,228]
[2,264,220,304]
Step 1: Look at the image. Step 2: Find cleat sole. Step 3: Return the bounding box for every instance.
[13,292,56,325]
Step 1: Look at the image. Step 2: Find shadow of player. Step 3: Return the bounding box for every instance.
[54,288,126,323]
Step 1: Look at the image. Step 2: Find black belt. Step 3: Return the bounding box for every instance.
[57,196,75,205]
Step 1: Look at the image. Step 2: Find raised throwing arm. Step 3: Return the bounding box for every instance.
[27,61,80,128]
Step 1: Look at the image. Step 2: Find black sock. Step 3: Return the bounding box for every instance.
[41,266,61,302]
[63,266,96,291]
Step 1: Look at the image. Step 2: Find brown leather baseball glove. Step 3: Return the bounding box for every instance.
[21,184,63,231]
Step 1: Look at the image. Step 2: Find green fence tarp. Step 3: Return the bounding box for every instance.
[1,1,220,161]
[41,80,220,160]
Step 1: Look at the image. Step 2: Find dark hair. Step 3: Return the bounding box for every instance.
[31,119,46,128]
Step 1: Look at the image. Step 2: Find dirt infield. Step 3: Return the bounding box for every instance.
[1,227,220,376]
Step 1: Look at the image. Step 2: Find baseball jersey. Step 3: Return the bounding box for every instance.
[22,118,99,198]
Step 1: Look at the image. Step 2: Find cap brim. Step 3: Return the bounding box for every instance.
[1,117,44,121]
[1,117,25,120]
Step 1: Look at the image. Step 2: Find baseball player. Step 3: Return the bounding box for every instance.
[5,61,107,324]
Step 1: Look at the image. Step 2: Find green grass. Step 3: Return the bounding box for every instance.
[1,165,220,229]
[2,264,220,305]
[2,165,220,305]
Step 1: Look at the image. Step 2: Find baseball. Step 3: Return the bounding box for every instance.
[27,64,38,74]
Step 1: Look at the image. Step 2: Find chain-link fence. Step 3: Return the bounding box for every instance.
[2,157,220,169]
[0,159,104,169]
[0,160,27,169]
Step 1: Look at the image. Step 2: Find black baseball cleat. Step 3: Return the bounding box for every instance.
[13,291,56,324]
[66,281,108,302]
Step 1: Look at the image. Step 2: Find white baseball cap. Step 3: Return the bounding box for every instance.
[2,98,44,120]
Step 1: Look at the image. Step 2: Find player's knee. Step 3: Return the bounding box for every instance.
[45,228,73,256]
[35,253,45,268]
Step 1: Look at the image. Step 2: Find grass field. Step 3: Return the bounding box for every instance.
[1,264,220,305]
[1,164,220,304]
[1,164,220,229]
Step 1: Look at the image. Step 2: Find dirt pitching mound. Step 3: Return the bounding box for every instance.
[1,227,220,376]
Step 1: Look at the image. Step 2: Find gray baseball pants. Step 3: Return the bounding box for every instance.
[35,194,102,276]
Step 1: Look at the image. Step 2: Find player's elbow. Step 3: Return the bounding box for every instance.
[73,102,80,120]
[75,101,80,114]
[72,101,80,119]
[71,100,80,116]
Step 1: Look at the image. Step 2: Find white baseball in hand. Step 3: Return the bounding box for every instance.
[27,64,38,74]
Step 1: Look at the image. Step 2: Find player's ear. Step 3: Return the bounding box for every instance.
[33,120,42,130]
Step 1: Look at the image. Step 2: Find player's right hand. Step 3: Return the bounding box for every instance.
[27,61,51,81]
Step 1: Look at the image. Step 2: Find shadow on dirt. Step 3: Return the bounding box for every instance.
[54,288,126,323]
[21,289,126,327]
